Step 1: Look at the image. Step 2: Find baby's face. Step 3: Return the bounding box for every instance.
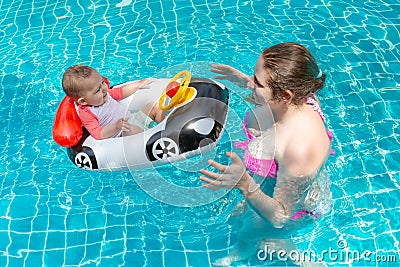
[79,70,109,106]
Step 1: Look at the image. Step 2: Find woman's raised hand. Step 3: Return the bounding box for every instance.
[211,64,253,89]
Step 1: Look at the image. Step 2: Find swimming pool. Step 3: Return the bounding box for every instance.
[0,0,399,266]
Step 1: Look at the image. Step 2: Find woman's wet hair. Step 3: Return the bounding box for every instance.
[261,42,326,105]
[62,65,95,99]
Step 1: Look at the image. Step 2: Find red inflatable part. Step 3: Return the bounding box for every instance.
[166,81,180,98]
[52,96,82,147]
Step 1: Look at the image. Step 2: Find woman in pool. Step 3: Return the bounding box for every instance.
[200,42,333,264]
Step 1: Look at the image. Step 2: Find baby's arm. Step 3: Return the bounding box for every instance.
[119,78,155,99]
[79,107,142,139]
[100,117,142,139]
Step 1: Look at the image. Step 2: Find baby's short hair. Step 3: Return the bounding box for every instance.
[62,65,95,98]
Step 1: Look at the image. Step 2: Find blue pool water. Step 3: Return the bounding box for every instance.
[1,0,399,266]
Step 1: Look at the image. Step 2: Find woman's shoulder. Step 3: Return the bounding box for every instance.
[291,106,329,139]
[277,114,330,177]
[279,141,326,178]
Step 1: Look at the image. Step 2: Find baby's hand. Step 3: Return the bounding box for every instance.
[115,117,143,136]
[115,117,134,132]
[137,78,156,89]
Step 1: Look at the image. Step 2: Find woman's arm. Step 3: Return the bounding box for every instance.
[247,141,323,224]
[240,174,290,228]
[199,152,289,228]
[243,173,312,228]
[200,152,314,228]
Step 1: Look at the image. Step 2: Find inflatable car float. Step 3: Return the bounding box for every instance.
[52,71,229,171]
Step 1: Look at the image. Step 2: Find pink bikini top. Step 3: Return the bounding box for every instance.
[234,97,334,178]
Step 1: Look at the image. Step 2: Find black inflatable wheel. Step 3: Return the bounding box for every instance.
[151,137,179,160]
[74,152,93,169]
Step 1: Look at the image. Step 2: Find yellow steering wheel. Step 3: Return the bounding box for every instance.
[159,70,191,111]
